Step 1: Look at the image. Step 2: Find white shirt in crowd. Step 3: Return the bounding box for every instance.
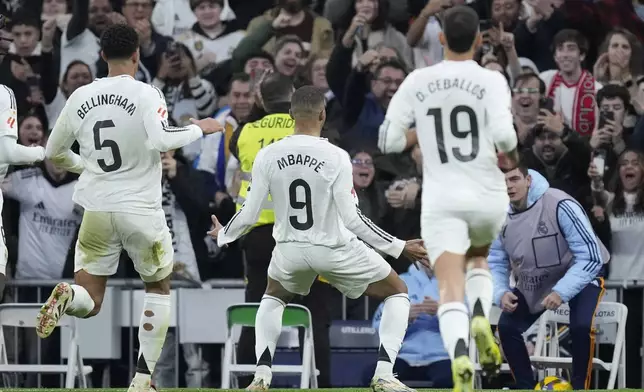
[379,60,517,204]
[3,167,81,279]
[539,70,603,127]
[412,16,443,68]
[45,75,204,215]
[217,134,404,257]
[60,27,99,84]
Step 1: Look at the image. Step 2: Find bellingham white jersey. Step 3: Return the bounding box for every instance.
[217,135,405,258]
[45,75,204,214]
[379,60,518,204]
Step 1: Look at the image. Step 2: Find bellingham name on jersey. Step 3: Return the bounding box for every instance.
[76,94,137,119]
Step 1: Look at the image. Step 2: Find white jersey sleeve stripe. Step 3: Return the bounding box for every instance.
[1,86,15,110]
[357,209,394,242]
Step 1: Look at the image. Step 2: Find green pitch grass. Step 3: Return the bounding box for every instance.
[0,389,634,392]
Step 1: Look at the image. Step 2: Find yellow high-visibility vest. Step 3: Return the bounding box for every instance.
[236,113,294,227]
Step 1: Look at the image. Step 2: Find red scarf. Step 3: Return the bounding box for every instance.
[547,70,596,135]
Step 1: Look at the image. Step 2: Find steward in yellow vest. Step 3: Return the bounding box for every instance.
[235,112,294,227]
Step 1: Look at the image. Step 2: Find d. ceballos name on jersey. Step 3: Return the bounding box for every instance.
[415,78,486,101]
[77,94,137,119]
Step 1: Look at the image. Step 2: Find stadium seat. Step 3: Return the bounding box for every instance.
[221,303,318,389]
[530,302,627,389]
[0,303,93,388]
[329,320,379,387]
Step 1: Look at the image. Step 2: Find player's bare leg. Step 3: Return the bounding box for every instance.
[128,275,172,392]
[466,245,501,378]
[433,251,473,392]
[36,269,107,338]
[247,277,296,391]
[363,270,415,392]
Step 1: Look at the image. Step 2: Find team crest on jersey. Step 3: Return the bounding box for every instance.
[537,221,548,235]
[6,115,15,129]
[194,40,203,51]
[157,107,167,119]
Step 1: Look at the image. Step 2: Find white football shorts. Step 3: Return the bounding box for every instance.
[74,209,174,282]
[268,238,392,299]
[422,196,508,265]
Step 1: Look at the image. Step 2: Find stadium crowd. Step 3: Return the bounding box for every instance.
[0,0,643,389]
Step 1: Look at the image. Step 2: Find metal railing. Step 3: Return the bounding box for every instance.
[1,278,642,388]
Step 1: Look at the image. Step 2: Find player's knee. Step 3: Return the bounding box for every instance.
[569,324,592,339]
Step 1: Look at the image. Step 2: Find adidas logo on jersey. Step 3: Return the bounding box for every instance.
[35,202,45,210]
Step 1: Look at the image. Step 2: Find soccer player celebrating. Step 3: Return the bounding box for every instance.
[378,5,519,391]
[489,166,609,389]
[209,86,427,392]
[37,23,222,392]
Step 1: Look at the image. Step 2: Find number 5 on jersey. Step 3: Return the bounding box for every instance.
[93,120,122,172]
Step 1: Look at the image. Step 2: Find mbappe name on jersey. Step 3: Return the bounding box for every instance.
[77,94,137,119]
[415,78,486,101]
[277,153,325,173]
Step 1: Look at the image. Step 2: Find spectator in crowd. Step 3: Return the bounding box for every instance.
[521,114,592,207]
[62,0,124,81]
[539,29,603,136]
[40,9,93,128]
[242,0,333,57]
[366,264,452,388]
[512,73,545,147]
[513,0,565,72]
[336,0,413,69]
[594,28,643,86]
[152,42,217,161]
[239,50,275,75]
[95,0,173,81]
[272,35,305,77]
[175,0,245,75]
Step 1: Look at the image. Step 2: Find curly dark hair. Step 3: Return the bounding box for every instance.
[100,23,139,61]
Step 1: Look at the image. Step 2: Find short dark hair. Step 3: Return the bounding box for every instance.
[552,29,588,55]
[63,60,92,82]
[9,9,39,29]
[100,23,139,61]
[513,73,546,95]
[260,72,294,112]
[243,51,275,68]
[596,84,631,107]
[228,72,251,92]
[290,86,326,121]
[374,59,408,79]
[442,5,480,54]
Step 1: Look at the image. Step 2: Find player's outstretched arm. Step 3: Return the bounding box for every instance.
[0,88,45,165]
[332,155,406,258]
[44,108,84,173]
[551,200,605,303]
[488,71,519,157]
[144,86,222,152]
[212,149,271,247]
[378,72,417,154]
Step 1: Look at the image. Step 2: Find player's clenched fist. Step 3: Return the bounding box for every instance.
[501,291,518,313]
[190,117,224,135]
[541,291,562,310]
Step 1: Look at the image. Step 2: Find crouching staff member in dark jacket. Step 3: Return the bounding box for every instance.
[489,167,609,390]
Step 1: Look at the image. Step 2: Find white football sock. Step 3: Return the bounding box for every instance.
[438,302,470,360]
[66,284,95,318]
[134,293,171,382]
[255,295,285,380]
[374,293,410,377]
[465,267,494,319]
